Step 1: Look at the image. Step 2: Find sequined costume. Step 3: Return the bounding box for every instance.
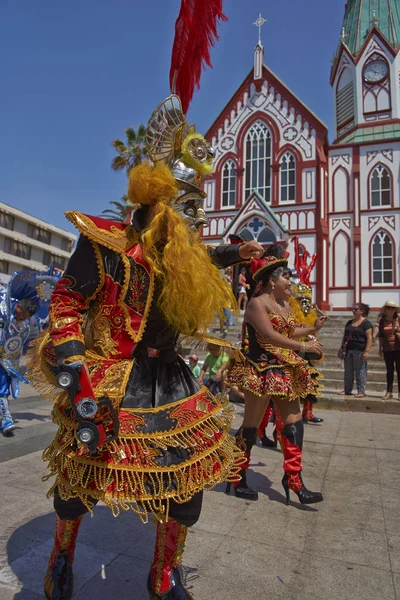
[0,270,57,435]
[30,212,244,517]
[228,312,321,400]
[226,255,324,506]
[28,94,256,600]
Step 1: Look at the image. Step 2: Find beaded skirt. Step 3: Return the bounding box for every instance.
[228,346,322,400]
[28,332,244,522]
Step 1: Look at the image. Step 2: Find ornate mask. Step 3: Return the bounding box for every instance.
[146,95,214,230]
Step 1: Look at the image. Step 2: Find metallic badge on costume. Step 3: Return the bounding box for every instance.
[3,335,23,358]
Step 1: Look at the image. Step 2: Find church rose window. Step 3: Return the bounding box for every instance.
[244,121,272,202]
[372,230,394,285]
[221,159,237,208]
[280,152,296,203]
[370,164,392,207]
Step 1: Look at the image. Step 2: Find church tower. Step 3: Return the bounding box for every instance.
[328,0,400,309]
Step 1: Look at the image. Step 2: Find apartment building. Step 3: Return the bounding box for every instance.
[0,202,76,285]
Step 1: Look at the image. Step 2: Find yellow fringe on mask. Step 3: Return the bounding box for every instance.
[181,133,214,176]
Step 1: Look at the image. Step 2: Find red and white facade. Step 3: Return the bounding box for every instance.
[201,32,400,310]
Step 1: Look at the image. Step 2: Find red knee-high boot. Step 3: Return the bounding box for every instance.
[147,519,193,599]
[44,515,83,600]
[303,397,324,424]
[280,419,323,506]
[225,427,258,501]
[257,403,277,448]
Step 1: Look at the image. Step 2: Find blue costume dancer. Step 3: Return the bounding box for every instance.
[0,270,60,435]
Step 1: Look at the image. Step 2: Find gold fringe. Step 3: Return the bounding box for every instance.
[41,394,245,524]
[179,333,236,352]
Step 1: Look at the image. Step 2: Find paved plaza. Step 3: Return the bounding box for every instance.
[0,391,400,600]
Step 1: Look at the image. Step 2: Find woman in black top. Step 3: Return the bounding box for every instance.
[340,303,373,397]
[378,300,400,400]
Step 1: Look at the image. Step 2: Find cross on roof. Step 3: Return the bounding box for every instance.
[253,13,267,46]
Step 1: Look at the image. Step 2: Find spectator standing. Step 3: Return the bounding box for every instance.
[188,354,201,378]
[237,267,250,312]
[340,303,373,397]
[378,300,400,400]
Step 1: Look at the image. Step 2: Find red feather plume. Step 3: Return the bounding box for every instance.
[292,236,317,285]
[170,0,227,114]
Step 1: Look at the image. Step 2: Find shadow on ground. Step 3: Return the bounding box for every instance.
[4,507,197,599]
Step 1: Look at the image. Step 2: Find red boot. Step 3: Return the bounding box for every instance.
[44,515,83,600]
[303,398,324,424]
[257,403,277,448]
[147,519,193,599]
[280,420,323,505]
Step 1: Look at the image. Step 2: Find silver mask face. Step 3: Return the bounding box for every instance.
[170,160,209,230]
[299,298,312,315]
[171,191,209,230]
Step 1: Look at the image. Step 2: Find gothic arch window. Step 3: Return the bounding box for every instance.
[258,227,276,243]
[244,121,272,202]
[221,159,237,208]
[280,152,296,203]
[372,230,394,285]
[370,164,392,207]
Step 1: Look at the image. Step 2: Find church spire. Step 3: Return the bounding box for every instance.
[253,13,266,80]
[339,0,400,56]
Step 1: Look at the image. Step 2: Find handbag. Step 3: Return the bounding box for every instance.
[338,329,354,360]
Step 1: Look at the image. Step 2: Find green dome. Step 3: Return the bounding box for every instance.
[341,0,400,55]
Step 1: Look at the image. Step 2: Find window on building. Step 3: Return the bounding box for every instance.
[3,238,31,260]
[280,152,296,202]
[244,121,272,202]
[370,165,391,207]
[27,223,51,244]
[0,260,9,274]
[221,160,237,208]
[336,67,354,129]
[61,237,73,252]
[0,211,15,231]
[43,251,66,271]
[372,230,393,284]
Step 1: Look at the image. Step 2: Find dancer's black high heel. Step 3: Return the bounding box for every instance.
[225,469,258,501]
[280,420,323,506]
[260,427,277,448]
[282,473,323,505]
[226,426,258,500]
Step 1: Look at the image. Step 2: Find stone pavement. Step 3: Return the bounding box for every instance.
[1,397,400,599]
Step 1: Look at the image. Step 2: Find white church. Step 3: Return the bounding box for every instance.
[201,1,400,311]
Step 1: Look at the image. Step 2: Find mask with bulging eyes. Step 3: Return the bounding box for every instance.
[300,298,312,315]
[170,157,212,230]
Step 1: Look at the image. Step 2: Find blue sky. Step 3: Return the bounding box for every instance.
[0,0,345,233]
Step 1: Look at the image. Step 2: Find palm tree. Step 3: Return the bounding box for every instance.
[111,125,148,174]
[101,195,131,222]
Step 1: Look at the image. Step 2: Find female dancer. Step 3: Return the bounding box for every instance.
[226,256,325,505]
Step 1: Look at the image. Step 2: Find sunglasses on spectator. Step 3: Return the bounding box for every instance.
[385,306,396,310]
[352,307,360,312]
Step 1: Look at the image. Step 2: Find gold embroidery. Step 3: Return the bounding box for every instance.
[65,211,130,253]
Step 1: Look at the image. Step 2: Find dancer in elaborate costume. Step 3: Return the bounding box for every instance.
[0,269,57,435]
[28,95,263,600]
[226,255,326,505]
[289,237,325,424]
